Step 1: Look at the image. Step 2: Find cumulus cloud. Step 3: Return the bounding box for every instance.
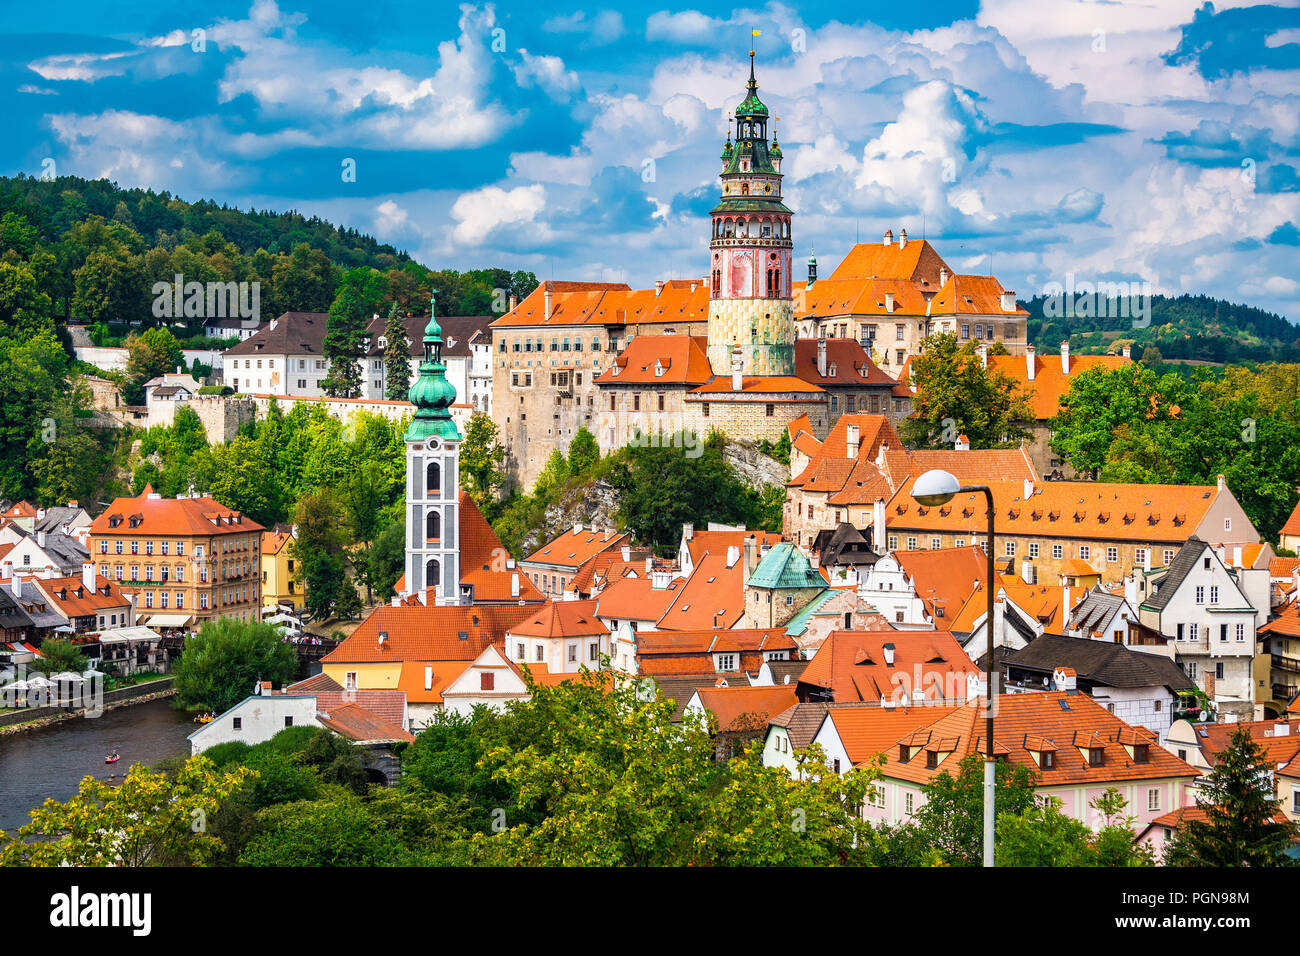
[543,10,624,46]
[451,183,548,246]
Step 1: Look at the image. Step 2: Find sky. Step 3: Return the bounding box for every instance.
[2,0,1299,318]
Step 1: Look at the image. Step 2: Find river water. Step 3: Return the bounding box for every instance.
[0,698,195,833]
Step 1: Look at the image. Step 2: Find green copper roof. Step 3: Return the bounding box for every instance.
[748,543,828,590]
[404,292,462,443]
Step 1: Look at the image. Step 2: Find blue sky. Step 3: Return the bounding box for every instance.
[3,0,1299,317]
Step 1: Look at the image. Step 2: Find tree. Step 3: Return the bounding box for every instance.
[533,448,570,498]
[0,755,253,866]
[1049,364,1185,478]
[207,434,276,527]
[382,302,411,400]
[321,283,366,397]
[459,412,508,514]
[292,488,350,620]
[125,326,184,399]
[27,385,105,507]
[369,521,406,601]
[173,618,298,714]
[1165,725,1300,866]
[899,333,1034,449]
[567,427,600,476]
[0,331,69,501]
[910,753,1040,866]
[995,796,1096,866]
[0,259,53,337]
[27,638,87,676]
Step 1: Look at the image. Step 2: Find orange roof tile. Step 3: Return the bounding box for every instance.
[692,684,798,732]
[30,575,132,618]
[316,702,415,743]
[793,338,898,387]
[594,573,682,621]
[799,629,980,704]
[396,659,471,704]
[987,352,1127,421]
[322,603,539,665]
[490,279,710,329]
[823,704,961,766]
[595,334,712,385]
[887,477,1229,544]
[928,274,1028,318]
[1261,601,1300,639]
[689,375,825,395]
[884,692,1196,787]
[656,549,747,630]
[1199,718,1300,768]
[261,530,292,556]
[889,546,989,621]
[522,525,630,570]
[90,489,264,538]
[1280,499,1300,538]
[508,598,606,638]
[825,238,948,287]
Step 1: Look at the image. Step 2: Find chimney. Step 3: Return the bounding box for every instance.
[1122,344,1131,360]
[743,535,757,581]
[939,266,949,286]
[1023,477,1034,500]
[1217,473,1226,492]
[82,562,95,591]
[573,522,583,535]
[731,343,744,392]
[683,523,694,542]
[68,500,78,509]
[36,531,46,548]
[511,573,520,598]
[882,642,895,666]
[898,228,907,249]
[1233,546,1243,567]
[1060,339,1070,375]
[1025,343,1036,381]
[0,561,9,580]
[1052,667,1077,692]
[1062,585,1072,626]
[726,545,740,568]
[621,544,631,561]
[655,280,664,297]
[873,499,886,552]
[1274,721,1291,737]
[883,228,893,247]
[508,294,518,311]
[544,286,553,321]
[391,594,401,607]
[1143,549,1152,572]
[418,588,429,607]
[817,338,828,376]
[645,556,654,574]
[1021,557,1033,584]
[884,292,895,313]
[12,576,20,598]
[954,434,970,451]
[1000,290,1015,312]
[976,342,988,368]
[846,423,860,460]
[652,568,671,589]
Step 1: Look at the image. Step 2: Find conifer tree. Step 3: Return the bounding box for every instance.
[1165,725,1300,866]
[383,302,411,401]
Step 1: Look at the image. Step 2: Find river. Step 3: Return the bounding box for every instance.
[0,698,195,833]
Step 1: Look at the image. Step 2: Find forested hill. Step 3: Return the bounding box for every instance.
[0,174,537,320]
[1024,293,1299,364]
[0,174,406,268]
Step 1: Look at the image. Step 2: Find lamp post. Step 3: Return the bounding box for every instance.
[911,468,997,867]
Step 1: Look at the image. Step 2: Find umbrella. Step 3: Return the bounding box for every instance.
[24,675,54,688]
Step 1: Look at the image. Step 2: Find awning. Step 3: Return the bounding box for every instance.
[143,614,193,628]
[99,626,162,644]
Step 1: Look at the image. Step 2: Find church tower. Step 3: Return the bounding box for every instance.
[706,50,795,376]
[403,293,463,605]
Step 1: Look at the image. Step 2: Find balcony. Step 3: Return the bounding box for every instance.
[1271,654,1300,675]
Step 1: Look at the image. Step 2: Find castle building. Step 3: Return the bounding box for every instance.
[706,50,795,376]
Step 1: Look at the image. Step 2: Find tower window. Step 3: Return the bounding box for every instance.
[426,511,441,544]
[426,461,441,494]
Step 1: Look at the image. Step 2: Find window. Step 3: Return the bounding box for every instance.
[1079,545,1090,560]
[1210,586,1218,604]
[480,672,495,691]
[887,536,898,550]
[535,645,544,662]
[568,645,577,662]
[904,792,914,815]
[1147,788,1160,811]
[1041,751,1055,769]
[1106,546,1118,562]
[284,716,294,727]
[1189,623,1199,641]
[233,717,242,730]
[1220,624,1228,642]
[1195,586,1205,604]
[906,536,917,550]
[1005,541,1016,557]
[717,654,736,671]
[1135,548,1148,566]
[766,404,775,417]
[1237,623,1245,642]
[1052,544,1063,559]
[1163,549,1175,565]
[930,537,941,550]
[1028,543,1039,558]
[1215,662,1225,680]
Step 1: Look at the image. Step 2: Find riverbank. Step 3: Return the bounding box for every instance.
[0,679,177,737]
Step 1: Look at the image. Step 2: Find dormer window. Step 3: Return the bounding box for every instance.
[1087,748,1103,767]
[925,750,938,769]
[1133,744,1149,764]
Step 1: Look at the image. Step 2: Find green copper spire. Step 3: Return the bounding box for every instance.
[404,289,461,443]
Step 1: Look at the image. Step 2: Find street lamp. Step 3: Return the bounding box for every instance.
[911,468,997,868]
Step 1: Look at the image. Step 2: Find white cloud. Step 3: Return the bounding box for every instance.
[514,50,580,100]
[543,10,625,46]
[450,184,548,246]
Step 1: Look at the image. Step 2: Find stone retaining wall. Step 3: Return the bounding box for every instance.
[0,679,176,735]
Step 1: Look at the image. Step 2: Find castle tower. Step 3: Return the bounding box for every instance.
[403,292,464,605]
[706,50,795,376]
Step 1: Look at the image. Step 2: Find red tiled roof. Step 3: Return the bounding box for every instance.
[490,279,709,329]
[1199,718,1300,768]
[692,684,798,732]
[30,575,132,618]
[316,702,414,743]
[321,602,539,664]
[689,375,825,395]
[90,487,264,537]
[823,703,960,766]
[1280,499,1300,538]
[987,352,1127,421]
[261,530,292,556]
[884,692,1197,786]
[508,598,606,638]
[594,573,682,621]
[596,334,712,385]
[656,549,747,631]
[522,526,629,571]
[889,546,989,621]
[793,339,898,387]
[799,629,979,704]
[313,689,406,728]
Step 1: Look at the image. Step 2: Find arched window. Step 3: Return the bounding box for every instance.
[741,183,750,196]
[426,461,440,494]
[426,510,441,543]
[426,558,440,587]
[711,268,721,298]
